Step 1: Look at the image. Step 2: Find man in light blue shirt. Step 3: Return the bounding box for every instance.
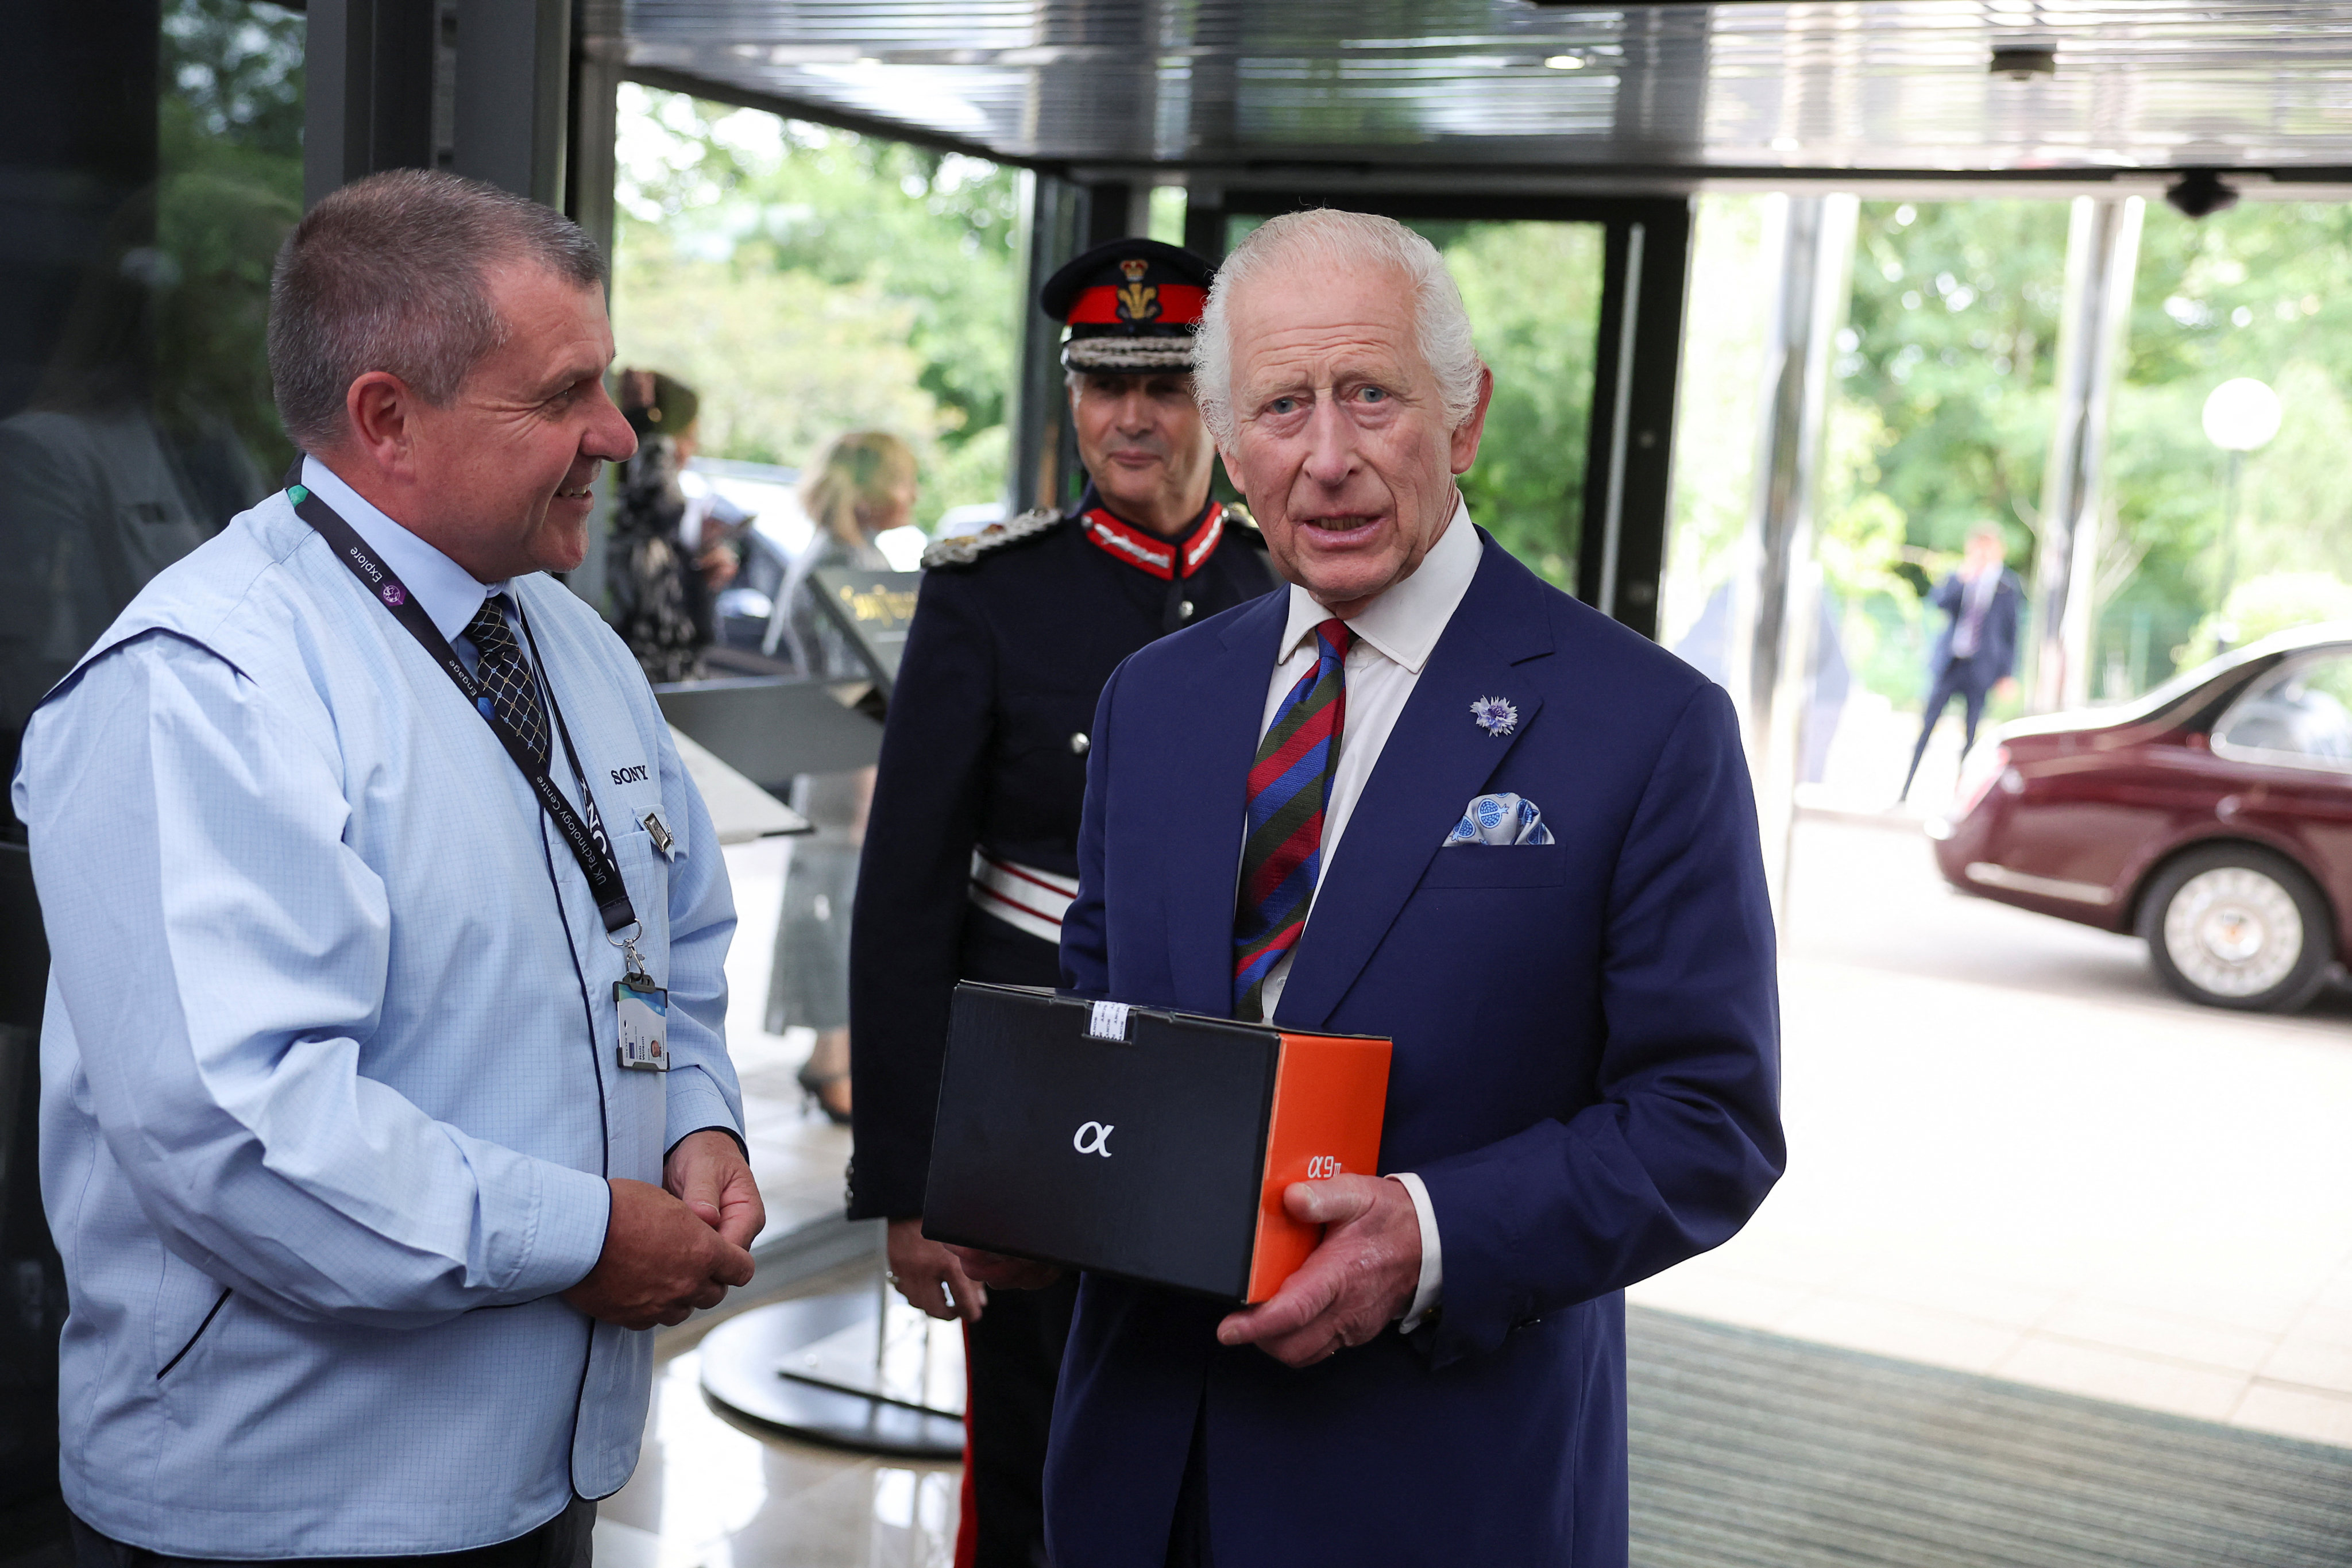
[12,171,762,1562]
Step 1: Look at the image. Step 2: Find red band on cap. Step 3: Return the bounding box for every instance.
[1065,283,1207,327]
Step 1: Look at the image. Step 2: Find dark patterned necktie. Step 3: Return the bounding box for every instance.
[1233,617,1351,1021]
[464,594,550,764]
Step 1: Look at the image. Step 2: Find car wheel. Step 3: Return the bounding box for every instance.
[2137,844,2334,1013]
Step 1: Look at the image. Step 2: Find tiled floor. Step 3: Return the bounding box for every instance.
[722,837,856,1250]
[596,1263,957,1568]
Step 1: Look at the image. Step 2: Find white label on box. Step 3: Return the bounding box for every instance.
[1087,1001,1131,1041]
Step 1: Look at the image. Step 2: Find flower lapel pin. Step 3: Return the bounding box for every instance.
[1470,696,1519,739]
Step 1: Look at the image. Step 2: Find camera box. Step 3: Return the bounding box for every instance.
[922,983,1391,1303]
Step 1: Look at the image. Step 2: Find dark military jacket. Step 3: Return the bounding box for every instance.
[847,490,1281,1219]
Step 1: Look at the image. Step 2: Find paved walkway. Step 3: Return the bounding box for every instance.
[1628,812,2352,1448]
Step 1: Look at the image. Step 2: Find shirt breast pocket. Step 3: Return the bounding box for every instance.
[1416,848,1568,889]
[610,826,671,964]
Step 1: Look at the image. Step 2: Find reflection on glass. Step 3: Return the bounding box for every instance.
[0,0,300,825]
[2214,654,2352,768]
[652,1351,771,1553]
[630,1349,956,1567]
[2112,203,2352,696]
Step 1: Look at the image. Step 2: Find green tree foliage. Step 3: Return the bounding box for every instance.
[1830,196,2352,702]
[613,89,1020,521]
[1840,200,2067,562]
[2106,202,2352,689]
[2181,571,2352,669]
[1439,222,1602,589]
[1828,200,2065,706]
[163,0,305,152]
[153,1,303,485]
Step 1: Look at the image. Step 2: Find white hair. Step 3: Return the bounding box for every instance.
[1193,208,1485,445]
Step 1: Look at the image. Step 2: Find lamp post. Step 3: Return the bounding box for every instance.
[2200,376,2281,648]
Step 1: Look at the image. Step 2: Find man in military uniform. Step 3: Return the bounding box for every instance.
[848,238,1280,1566]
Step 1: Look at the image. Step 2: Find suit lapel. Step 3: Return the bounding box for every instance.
[1163,592,1291,1012]
[1272,538,1555,1030]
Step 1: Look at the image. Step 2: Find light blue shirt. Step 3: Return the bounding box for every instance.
[13,466,743,1555]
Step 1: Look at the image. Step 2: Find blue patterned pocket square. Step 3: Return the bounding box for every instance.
[1443,792,1555,847]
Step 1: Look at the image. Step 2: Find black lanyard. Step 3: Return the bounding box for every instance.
[285,470,639,937]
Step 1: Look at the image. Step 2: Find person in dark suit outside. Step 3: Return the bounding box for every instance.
[1900,522,2023,801]
[951,209,1784,1565]
[847,238,1280,1568]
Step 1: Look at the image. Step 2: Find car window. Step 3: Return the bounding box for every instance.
[2214,651,2352,770]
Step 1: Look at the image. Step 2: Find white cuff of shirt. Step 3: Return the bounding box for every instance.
[1387,1172,1443,1333]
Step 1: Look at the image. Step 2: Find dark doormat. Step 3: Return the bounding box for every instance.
[1629,1306,2352,1568]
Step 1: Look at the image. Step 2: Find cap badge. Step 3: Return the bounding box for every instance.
[1115,282,1160,323]
[1120,258,1149,281]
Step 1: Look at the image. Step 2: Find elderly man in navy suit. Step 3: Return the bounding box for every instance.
[956,208,1784,1566]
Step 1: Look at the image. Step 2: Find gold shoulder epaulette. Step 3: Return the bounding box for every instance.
[920,507,1063,569]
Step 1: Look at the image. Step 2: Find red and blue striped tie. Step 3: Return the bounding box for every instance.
[1233,617,1351,1021]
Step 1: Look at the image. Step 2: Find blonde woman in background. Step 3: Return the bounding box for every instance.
[766,431,917,1122]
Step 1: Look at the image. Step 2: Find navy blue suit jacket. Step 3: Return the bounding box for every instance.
[1045,534,1785,1566]
[1925,567,2023,684]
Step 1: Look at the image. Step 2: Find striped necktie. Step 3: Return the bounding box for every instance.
[1233,617,1351,1021]
[464,594,551,764]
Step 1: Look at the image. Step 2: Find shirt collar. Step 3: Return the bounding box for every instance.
[300,455,505,644]
[1073,486,1225,581]
[1277,493,1482,673]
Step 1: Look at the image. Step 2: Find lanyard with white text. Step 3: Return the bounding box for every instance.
[285,472,640,941]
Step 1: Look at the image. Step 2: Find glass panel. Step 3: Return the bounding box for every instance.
[1660,195,1769,651]
[1222,214,1605,592]
[1831,199,2065,725]
[1,0,301,829]
[2106,202,2352,694]
[608,91,1018,549]
[2214,652,2352,768]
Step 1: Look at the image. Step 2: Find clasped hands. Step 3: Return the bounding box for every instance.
[943,1173,1421,1368]
[563,1129,765,1330]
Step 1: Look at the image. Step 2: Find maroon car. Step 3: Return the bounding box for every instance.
[1929,623,2352,1011]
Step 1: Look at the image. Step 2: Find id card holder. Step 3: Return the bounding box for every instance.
[615,977,670,1071]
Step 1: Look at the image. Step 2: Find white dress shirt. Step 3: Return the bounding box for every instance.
[1254,494,1481,1330]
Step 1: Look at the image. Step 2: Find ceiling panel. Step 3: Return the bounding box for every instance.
[606,2,2352,176]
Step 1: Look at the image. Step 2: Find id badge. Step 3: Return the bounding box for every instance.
[615,978,670,1071]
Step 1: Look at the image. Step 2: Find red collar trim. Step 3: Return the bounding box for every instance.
[1080,503,1223,581]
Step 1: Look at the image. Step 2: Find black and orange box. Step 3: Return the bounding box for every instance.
[922,982,1391,1302]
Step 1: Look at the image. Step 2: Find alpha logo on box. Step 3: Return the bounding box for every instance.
[924,983,1391,1302]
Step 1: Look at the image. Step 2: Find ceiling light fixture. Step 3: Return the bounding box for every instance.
[2166,168,2241,220]
[1544,55,1585,69]
[1989,44,2057,80]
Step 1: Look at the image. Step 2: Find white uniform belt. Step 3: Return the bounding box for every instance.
[969,851,1079,945]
